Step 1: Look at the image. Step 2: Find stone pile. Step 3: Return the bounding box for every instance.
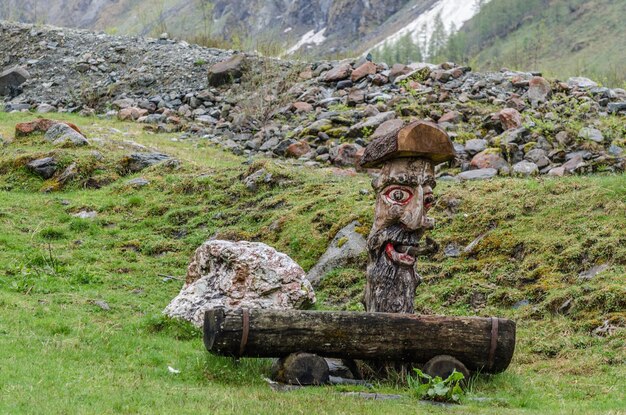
[2,21,625,178]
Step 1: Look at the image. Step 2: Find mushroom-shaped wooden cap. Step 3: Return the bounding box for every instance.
[359,120,456,168]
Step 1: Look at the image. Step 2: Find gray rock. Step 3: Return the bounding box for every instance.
[607,102,626,114]
[567,77,597,89]
[93,300,111,311]
[579,264,609,280]
[122,152,170,173]
[512,160,539,176]
[348,111,395,137]
[464,139,487,156]
[323,63,352,82]
[163,240,316,327]
[512,299,530,309]
[608,144,624,156]
[578,127,604,143]
[72,210,98,219]
[36,103,56,113]
[370,119,404,140]
[126,177,150,187]
[307,221,367,285]
[561,154,585,173]
[524,148,550,168]
[444,243,461,257]
[3,103,30,112]
[0,65,30,96]
[458,168,498,180]
[44,123,89,147]
[26,157,57,179]
[207,54,246,87]
[242,168,273,191]
[527,76,551,106]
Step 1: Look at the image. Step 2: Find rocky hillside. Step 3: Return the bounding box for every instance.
[0,0,479,57]
[1,20,625,179]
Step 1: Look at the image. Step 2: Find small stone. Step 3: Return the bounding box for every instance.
[121,152,171,173]
[15,118,84,137]
[351,61,377,82]
[26,157,57,179]
[336,79,353,90]
[44,123,89,147]
[73,210,98,219]
[438,111,460,124]
[0,65,30,96]
[464,139,488,156]
[347,89,365,106]
[444,243,461,257]
[579,264,609,280]
[292,101,313,113]
[527,76,551,106]
[512,299,530,309]
[578,127,604,143]
[512,160,539,176]
[497,108,522,130]
[547,167,565,177]
[370,119,404,140]
[286,141,311,158]
[307,221,367,285]
[457,168,498,180]
[330,143,362,167]
[323,63,352,82]
[607,102,626,114]
[608,144,624,156]
[348,111,395,137]
[555,131,571,146]
[36,103,56,113]
[126,177,150,187]
[470,150,509,171]
[207,54,246,87]
[567,77,597,89]
[118,107,148,121]
[93,300,110,311]
[525,148,550,168]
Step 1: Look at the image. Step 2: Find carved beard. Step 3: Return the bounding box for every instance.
[364,224,423,313]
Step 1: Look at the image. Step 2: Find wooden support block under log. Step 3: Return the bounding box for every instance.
[204,309,516,374]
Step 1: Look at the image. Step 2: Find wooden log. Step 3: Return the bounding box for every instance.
[204,308,515,374]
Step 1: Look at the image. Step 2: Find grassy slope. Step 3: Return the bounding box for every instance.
[462,0,626,86]
[0,112,624,414]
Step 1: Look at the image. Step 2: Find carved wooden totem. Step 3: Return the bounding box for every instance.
[360,121,456,313]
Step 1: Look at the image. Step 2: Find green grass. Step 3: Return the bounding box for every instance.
[0,112,624,414]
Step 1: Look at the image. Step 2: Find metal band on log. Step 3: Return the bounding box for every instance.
[204,308,515,374]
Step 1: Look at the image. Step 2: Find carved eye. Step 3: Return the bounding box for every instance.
[384,187,412,204]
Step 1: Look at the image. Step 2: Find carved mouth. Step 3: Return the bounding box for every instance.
[385,242,419,266]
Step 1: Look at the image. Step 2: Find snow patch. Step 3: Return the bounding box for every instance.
[284,27,292,33]
[369,0,490,55]
[285,27,327,55]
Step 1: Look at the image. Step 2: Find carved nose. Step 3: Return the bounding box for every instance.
[400,187,424,230]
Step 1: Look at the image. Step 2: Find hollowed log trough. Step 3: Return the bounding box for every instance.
[204,308,515,374]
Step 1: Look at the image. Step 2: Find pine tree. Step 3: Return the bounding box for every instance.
[428,12,447,61]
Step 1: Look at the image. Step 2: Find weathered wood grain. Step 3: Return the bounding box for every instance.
[204,308,515,374]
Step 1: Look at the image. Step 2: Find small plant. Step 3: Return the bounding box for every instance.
[407,368,465,403]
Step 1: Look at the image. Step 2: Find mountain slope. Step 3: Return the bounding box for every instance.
[445,0,626,85]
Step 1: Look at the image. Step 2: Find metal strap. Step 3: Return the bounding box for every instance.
[488,317,499,370]
[239,308,250,356]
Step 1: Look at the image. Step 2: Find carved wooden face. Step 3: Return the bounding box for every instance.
[369,158,435,266]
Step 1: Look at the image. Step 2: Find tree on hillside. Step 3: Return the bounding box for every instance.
[428,12,447,60]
